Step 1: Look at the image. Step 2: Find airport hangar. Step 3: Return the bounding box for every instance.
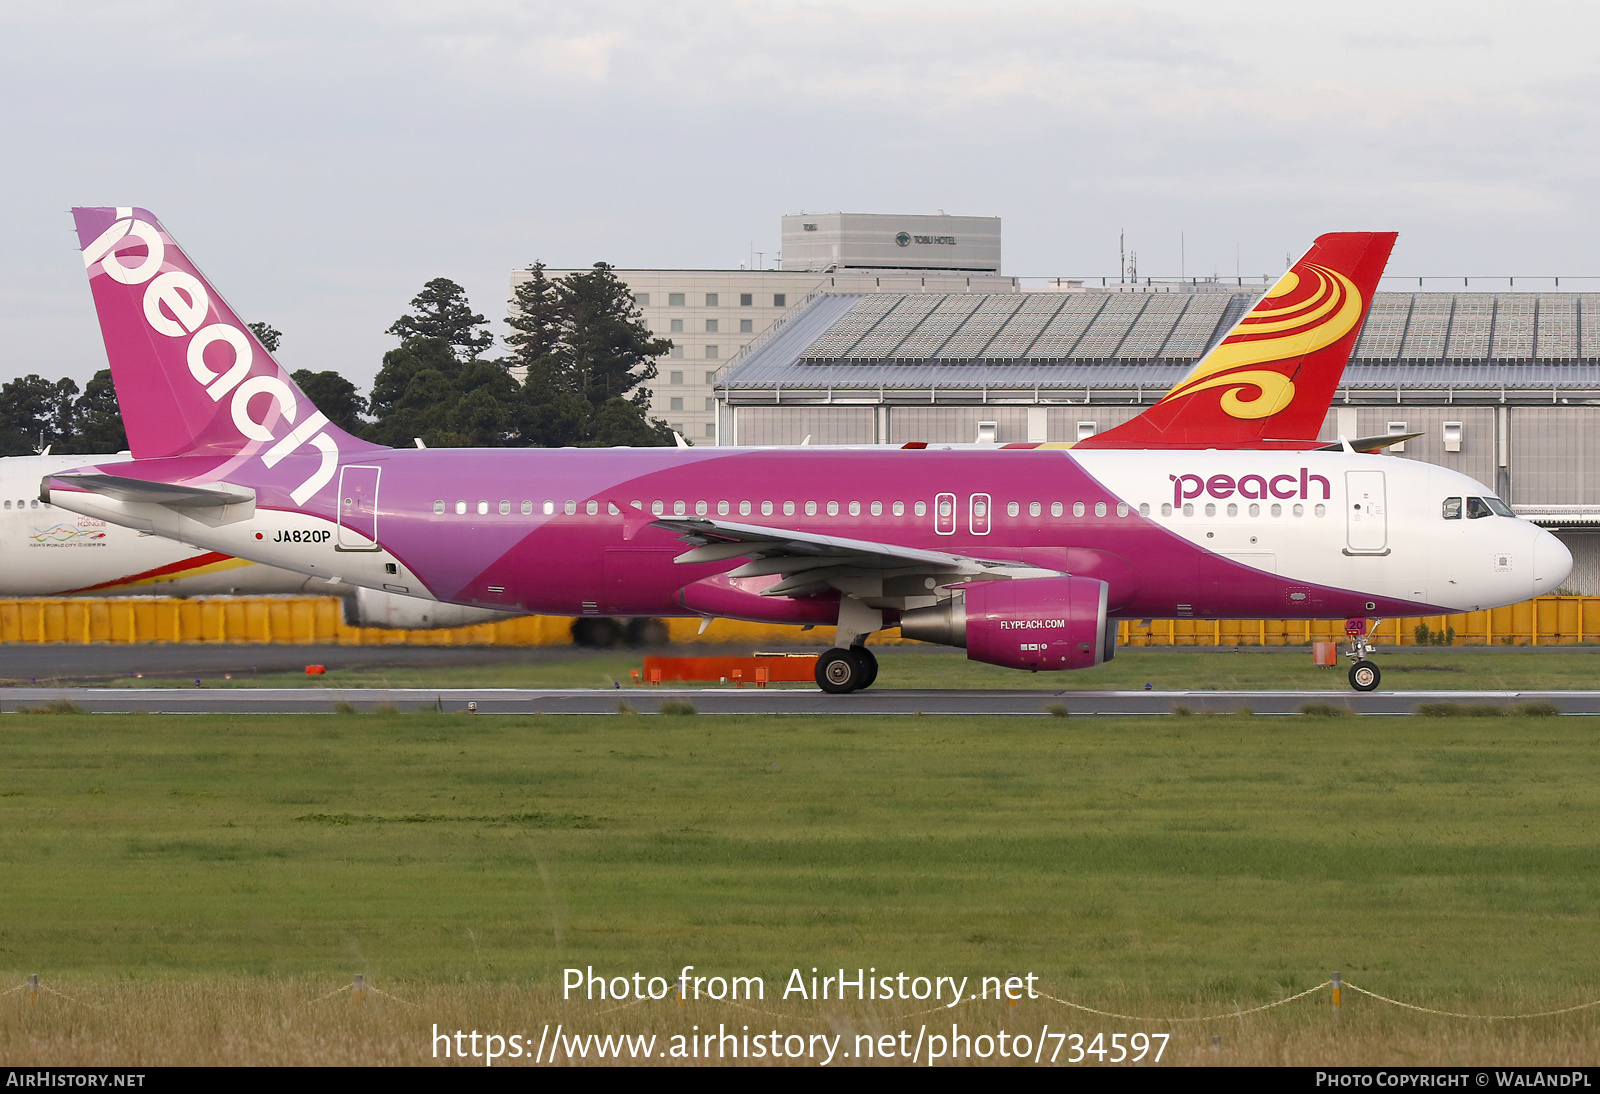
[525,213,1600,594]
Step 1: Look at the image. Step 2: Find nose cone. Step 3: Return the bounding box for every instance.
[1533,528,1573,595]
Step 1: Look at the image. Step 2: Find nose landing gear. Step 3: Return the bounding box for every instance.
[1345,617,1381,692]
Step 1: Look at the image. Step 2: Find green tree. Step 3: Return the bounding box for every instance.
[247,321,282,353]
[503,262,675,448]
[58,369,127,454]
[386,278,494,362]
[558,263,671,411]
[290,369,368,434]
[364,336,462,447]
[0,374,79,455]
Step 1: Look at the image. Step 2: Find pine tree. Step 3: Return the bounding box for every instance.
[558,263,672,411]
[386,278,494,362]
[505,262,563,369]
[502,262,675,447]
[247,321,282,353]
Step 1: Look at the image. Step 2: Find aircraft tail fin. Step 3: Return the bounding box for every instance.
[1077,231,1396,449]
[70,207,382,502]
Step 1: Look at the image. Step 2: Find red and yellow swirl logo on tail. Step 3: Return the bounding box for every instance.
[1157,263,1363,420]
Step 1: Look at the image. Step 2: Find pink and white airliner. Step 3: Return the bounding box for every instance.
[42,208,1571,692]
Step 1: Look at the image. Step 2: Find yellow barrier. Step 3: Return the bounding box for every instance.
[1116,596,1600,647]
[2,595,1598,647]
[0,598,827,647]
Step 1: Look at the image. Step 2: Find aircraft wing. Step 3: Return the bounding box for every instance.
[652,516,1062,598]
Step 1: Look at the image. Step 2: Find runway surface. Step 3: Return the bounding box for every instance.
[3,686,1598,715]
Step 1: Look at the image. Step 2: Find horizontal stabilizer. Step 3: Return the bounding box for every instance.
[47,472,256,526]
[1316,433,1425,454]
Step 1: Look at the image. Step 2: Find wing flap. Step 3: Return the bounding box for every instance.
[653,516,1065,606]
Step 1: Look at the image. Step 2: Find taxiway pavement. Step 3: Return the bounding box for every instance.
[3,686,1597,715]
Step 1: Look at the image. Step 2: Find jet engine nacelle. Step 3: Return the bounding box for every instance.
[348,586,521,629]
[899,576,1113,671]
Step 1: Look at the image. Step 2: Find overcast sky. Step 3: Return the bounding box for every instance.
[4,0,1599,389]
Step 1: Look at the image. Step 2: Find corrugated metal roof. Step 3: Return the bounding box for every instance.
[721,291,1600,393]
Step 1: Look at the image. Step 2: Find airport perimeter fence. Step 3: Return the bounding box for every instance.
[1,595,1599,648]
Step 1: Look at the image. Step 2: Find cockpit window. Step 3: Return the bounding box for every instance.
[1485,497,1514,517]
[1442,497,1462,520]
[1466,496,1494,519]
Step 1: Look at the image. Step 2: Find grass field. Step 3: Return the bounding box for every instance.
[2,707,1599,1064]
[31,643,1600,692]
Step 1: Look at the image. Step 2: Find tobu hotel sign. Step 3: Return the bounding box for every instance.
[896,232,957,246]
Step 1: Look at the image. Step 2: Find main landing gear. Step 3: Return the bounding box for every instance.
[1345,617,1381,692]
[815,646,878,694]
[817,598,884,694]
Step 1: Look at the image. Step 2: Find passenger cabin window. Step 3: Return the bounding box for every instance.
[433,500,445,514]
[1443,497,1463,520]
[522,501,533,515]
[499,500,511,515]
